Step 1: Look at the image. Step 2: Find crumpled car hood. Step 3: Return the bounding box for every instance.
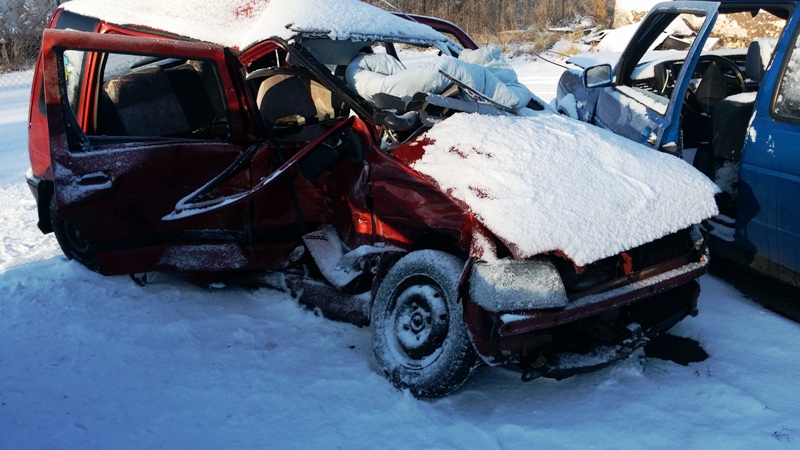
[410,111,719,266]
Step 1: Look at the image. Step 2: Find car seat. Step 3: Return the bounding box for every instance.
[98,66,190,137]
[163,63,219,133]
[711,38,777,162]
[256,71,341,141]
[694,61,731,115]
[97,62,223,138]
[744,37,778,86]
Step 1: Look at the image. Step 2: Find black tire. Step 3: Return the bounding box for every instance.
[50,196,99,271]
[371,250,479,397]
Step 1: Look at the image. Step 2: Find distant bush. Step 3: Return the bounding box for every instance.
[365,0,615,36]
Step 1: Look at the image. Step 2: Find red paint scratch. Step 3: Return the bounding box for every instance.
[469,186,491,199]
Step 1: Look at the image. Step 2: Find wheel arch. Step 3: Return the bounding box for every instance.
[370,232,469,308]
[411,232,469,260]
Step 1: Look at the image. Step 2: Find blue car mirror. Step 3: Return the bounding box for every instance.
[584,64,613,88]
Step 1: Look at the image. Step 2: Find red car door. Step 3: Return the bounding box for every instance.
[41,29,256,275]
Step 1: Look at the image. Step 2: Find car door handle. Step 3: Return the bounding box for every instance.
[76,172,111,186]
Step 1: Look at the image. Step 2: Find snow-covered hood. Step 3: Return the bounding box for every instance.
[63,0,451,50]
[412,112,719,266]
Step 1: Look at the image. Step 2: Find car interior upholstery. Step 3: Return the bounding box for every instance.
[96,60,223,138]
[711,37,778,163]
[255,69,346,141]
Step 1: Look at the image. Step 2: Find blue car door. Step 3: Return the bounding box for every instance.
[737,17,800,281]
[593,1,719,153]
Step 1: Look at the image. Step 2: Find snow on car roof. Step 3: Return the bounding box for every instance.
[62,0,450,50]
[414,112,719,266]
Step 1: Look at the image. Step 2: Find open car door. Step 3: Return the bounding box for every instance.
[592,1,719,153]
[41,29,255,275]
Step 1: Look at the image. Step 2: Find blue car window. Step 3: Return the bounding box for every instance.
[774,32,800,121]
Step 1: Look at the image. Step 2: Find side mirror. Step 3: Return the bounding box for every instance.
[584,64,613,88]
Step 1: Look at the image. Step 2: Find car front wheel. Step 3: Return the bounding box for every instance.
[371,250,479,397]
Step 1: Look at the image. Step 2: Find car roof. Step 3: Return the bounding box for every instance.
[715,0,797,3]
[62,0,451,51]
[692,0,798,5]
[699,0,797,18]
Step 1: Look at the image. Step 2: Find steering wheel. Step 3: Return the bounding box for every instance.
[689,55,747,101]
[700,54,746,94]
[687,54,747,112]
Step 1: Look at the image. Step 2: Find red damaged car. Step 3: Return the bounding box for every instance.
[26,0,720,397]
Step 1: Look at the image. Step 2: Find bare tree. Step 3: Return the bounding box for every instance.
[1,0,60,71]
[365,0,613,36]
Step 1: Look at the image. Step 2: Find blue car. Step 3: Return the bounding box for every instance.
[556,0,800,287]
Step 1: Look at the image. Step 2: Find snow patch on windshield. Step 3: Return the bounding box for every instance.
[64,0,449,50]
[413,112,719,266]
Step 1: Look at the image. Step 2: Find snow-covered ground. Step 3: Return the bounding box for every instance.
[1,53,799,449]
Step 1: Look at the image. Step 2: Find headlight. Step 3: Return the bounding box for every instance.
[469,258,568,312]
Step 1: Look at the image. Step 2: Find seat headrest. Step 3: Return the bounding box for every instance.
[256,74,317,127]
[745,37,779,83]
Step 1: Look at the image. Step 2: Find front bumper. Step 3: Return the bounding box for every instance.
[462,251,708,369]
[496,257,707,336]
